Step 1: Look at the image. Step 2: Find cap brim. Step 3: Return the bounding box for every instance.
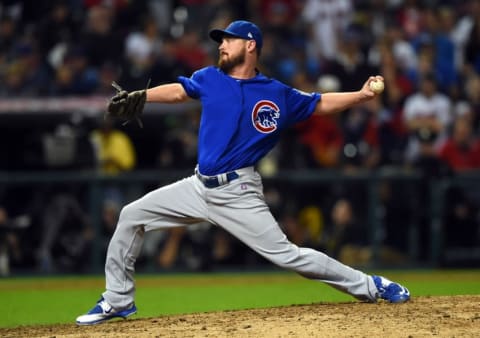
[209,29,242,43]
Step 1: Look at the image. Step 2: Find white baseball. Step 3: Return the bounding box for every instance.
[369,80,384,94]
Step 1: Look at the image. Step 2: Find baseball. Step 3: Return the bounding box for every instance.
[369,80,384,94]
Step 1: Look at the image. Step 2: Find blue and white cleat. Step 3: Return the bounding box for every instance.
[372,275,411,303]
[76,297,137,325]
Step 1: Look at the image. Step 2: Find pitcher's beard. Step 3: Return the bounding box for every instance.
[218,52,245,74]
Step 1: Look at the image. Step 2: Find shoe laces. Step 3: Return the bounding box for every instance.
[88,298,113,315]
[99,299,113,313]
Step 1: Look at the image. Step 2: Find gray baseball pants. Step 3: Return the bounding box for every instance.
[103,166,378,309]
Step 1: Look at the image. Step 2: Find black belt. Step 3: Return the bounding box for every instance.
[195,169,240,188]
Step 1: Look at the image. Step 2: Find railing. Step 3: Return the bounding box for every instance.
[2,168,479,273]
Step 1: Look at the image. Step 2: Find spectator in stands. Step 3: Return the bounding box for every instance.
[149,36,191,85]
[174,0,227,38]
[368,23,417,85]
[295,75,343,169]
[441,2,471,74]
[80,5,123,69]
[144,0,172,36]
[173,27,213,73]
[406,89,452,259]
[324,198,370,266]
[410,7,457,94]
[327,196,408,266]
[438,115,480,172]
[438,112,480,251]
[373,43,412,166]
[119,15,162,91]
[0,38,52,97]
[324,24,379,92]
[36,1,79,58]
[354,0,393,40]
[395,0,423,41]
[403,72,452,165]
[17,41,53,96]
[90,118,136,176]
[49,46,99,95]
[1,62,26,97]
[285,205,325,250]
[301,0,353,63]
[256,0,299,34]
[253,0,304,80]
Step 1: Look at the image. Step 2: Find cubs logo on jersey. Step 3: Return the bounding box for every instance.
[251,100,280,133]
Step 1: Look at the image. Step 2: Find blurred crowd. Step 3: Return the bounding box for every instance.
[2,0,480,170]
[1,0,480,275]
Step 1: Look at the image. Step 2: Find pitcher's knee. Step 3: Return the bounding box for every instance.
[117,201,142,226]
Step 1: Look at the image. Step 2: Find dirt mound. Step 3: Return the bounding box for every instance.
[2,295,479,337]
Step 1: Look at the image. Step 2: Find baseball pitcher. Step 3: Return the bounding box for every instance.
[76,20,410,325]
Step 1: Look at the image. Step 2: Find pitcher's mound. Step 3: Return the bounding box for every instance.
[2,295,480,337]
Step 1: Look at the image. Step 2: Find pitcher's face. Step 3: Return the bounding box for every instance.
[217,37,247,73]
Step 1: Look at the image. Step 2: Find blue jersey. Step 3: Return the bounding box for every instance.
[178,66,321,175]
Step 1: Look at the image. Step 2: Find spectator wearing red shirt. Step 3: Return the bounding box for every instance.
[173,28,213,73]
[296,75,343,168]
[296,113,344,168]
[438,113,480,251]
[439,115,480,172]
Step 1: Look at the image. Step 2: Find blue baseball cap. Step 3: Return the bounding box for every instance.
[209,20,263,53]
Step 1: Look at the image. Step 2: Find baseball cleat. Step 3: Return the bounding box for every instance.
[76,297,137,325]
[372,275,410,303]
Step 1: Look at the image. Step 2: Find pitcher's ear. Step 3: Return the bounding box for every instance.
[247,39,257,53]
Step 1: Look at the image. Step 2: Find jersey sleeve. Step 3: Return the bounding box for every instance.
[286,87,321,124]
[177,68,207,99]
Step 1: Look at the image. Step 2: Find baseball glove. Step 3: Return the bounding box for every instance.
[106,80,150,128]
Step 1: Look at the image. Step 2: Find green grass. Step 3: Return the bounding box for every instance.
[0,269,479,328]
